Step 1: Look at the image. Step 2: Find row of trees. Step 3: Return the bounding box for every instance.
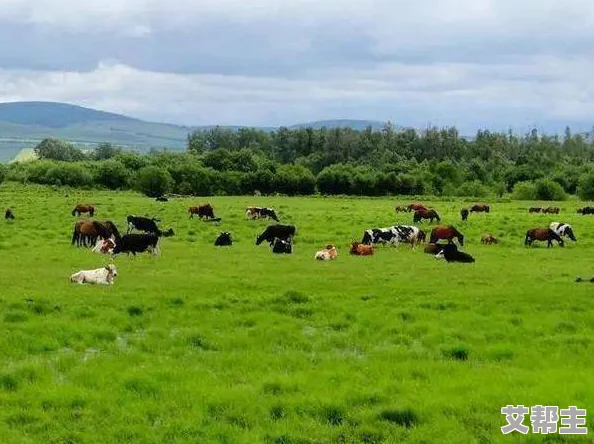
[3,123,594,200]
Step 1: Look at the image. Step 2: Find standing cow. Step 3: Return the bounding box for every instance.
[189,204,216,220]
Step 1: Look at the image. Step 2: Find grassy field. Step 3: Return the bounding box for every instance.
[0,183,593,443]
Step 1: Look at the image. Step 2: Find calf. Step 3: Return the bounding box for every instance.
[480,234,498,245]
[350,242,374,255]
[215,232,232,246]
[435,243,475,263]
[92,238,116,254]
[112,234,160,256]
[256,224,296,245]
[315,245,338,261]
[272,238,292,254]
[70,264,117,285]
[460,208,469,221]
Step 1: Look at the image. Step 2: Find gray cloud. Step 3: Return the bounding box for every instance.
[0,0,593,133]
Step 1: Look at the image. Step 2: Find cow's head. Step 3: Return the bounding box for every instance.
[105,264,118,281]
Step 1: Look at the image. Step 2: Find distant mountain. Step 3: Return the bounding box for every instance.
[0,101,393,162]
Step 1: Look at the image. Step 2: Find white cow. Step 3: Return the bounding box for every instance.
[315,245,338,261]
[70,264,117,285]
[550,222,577,241]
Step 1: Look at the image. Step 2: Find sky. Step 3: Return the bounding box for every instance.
[0,0,593,134]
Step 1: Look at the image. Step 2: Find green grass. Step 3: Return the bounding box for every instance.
[0,182,593,443]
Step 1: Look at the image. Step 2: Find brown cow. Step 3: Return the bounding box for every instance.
[470,203,490,213]
[542,207,560,214]
[407,203,427,212]
[71,220,119,247]
[72,204,95,217]
[350,242,374,255]
[528,207,542,213]
[189,204,216,219]
[460,208,469,221]
[413,209,440,223]
[480,234,498,245]
[525,228,564,248]
[429,225,464,246]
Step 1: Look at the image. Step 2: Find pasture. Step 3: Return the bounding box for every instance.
[0,183,593,443]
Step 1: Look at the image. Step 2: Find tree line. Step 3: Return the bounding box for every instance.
[4,123,594,200]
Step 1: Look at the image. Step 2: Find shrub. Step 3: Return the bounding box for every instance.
[578,171,594,200]
[134,166,173,197]
[533,178,567,201]
[456,180,489,197]
[511,181,536,200]
[95,159,130,189]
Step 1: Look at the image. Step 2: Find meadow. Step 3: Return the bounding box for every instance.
[0,182,593,443]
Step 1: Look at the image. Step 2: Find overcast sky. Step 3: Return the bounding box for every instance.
[0,0,593,134]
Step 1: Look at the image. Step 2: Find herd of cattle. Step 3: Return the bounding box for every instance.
[3,197,585,285]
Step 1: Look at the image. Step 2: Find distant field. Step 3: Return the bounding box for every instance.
[0,183,593,443]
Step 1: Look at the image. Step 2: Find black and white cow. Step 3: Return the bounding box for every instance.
[246,207,280,222]
[256,224,296,246]
[550,222,577,242]
[112,233,160,256]
[361,225,424,247]
[215,232,232,246]
[435,243,475,263]
[126,215,174,237]
[272,238,292,254]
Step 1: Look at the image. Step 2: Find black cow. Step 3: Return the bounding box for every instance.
[577,206,594,215]
[215,232,232,246]
[127,215,160,234]
[435,243,475,263]
[256,224,296,245]
[272,238,292,254]
[112,234,160,256]
[155,196,169,202]
[4,209,14,220]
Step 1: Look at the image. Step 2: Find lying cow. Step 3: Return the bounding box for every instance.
[435,243,475,263]
[215,232,232,246]
[70,264,117,285]
[256,224,296,246]
[315,245,338,261]
[423,243,444,255]
[350,242,374,255]
[5,208,14,220]
[92,238,116,254]
[272,238,292,254]
[155,196,169,202]
[246,207,279,222]
[112,234,160,256]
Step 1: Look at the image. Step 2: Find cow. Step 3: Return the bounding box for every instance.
[413,209,441,224]
[361,225,424,248]
[72,219,119,247]
[271,238,292,254]
[394,205,408,213]
[112,233,160,256]
[350,242,374,255]
[70,264,117,285]
[92,238,117,254]
[470,203,490,213]
[189,204,216,220]
[577,206,594,215]
[407,203,427,212]
[4,208,14,220]
[542,206,560,214]
[155,196,169,202]
[429,225,464,246]
[460,208,469,221]
[72,204,95,217]
[549,222,577,242]
[524,228,564,248]
[126,215,173,237]
[315,245,338,261]
[435,243,475,263]
[529,207,542,213]
[480,234,498,245]
[246,207,280,222]
[214,232,232,246]
[256,224,296,246]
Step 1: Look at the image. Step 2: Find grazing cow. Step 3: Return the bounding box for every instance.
[271,238,292,254]
[460,208,469,221]
[315,245,338,261]
[394,205,408,213]
[549,222,577,241]
[577,206,594,215]
[435,243,475,263]
[542,206,560,214]
[246,206,280,222]
[112,233,160,256]
[126,215,173,237]
[524,228,564,248]
[71,219,99,247]
[413,209,441,224]
[480,234,498,244]
[361,225,424,248]
[214,232,232,246]
[470,203,490,213]
[529,207,542,213]
[92,238,117,254]
[350,242,374,255]
[155,196,169,202]
[407,203,427,212]
[189,204,216,220]
[256,224,296,245]
[72,204,95,217]
[4,208,14,220]
[70,264,117,285]
[424,243,444,255]
[429,225,465,246]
